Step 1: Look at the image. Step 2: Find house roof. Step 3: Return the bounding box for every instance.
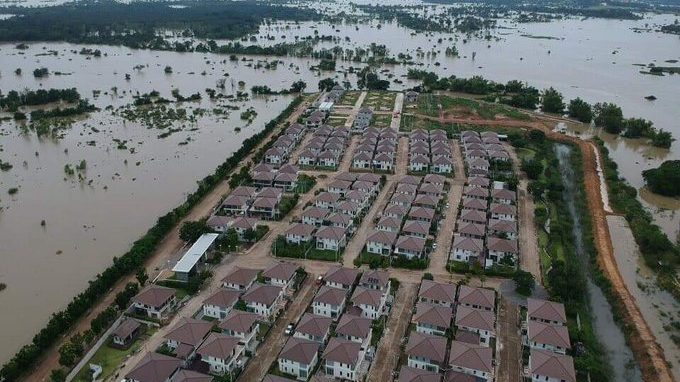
[357,172,382,184]
[490,202,516,216]
[125,352,181,382]
[327,213,353,226]
[314,285,347,306]
[328,179,352,190]
[222,195,249,207]
[488,219,518,234]
[165,318,212,347]
[408,207,435,220]
[457,285,495,310]
[448,341,493,373]
[351,286,383,308]
[414,194,438,207]
[402,220,430,236]
[279,337,319,364]
[274,172,297,182]
[295,313,332,338]
[418,182,444,195]
[367,229,398,246]
[314,226,347,241]
[455,306,495,332]
[286,223,316,237]
[398,366,442,382]
[336,314,372,339]
[414,302,453,329]
[316,192,341,204]
[206,215,231,228]
[231,217,259,231]
[377,216,401,230]
[337,200,361,214]
[241,283,282,306]
[318,150,338,160]
[230,186,257,198]
[323,338,362,366]
[258,187,283,199]
[433,156,453,166]
[463,186,488,198]
[423,174,446,185]
[462,197,487,210]
[360,269,390,289]
[324,266,360,287]
[132,285,176,309]
[487,237,518,253]
[528,321,571,349]
[527,298,567,324]
[351,181,374,191]
[346,190,368,202]
[263,262,297,281]
[252,163,273,173]
[252,197,278,209]
[354,152,373,161]
[459,209,486,223]
[419,280,456,305]
[455,330,480,345]
[384,204,408,217]
[335,171,358,182]
[405,332,447,364]
[197,333,240,360]
[530,349,576,382]
[410,154,430,165]
[467,176,490,188]
[392,193,415,205]
[399,175,422,185]
[452,234,484,253]
[396,183,418,195]
[456,222,486,237]
[222,267,260,287]
[173,370,213,382]
[203,289,241,309]
[263,375,295,382]
[218,310,261,333]
[396,235,426,252]
[113,318,142,340]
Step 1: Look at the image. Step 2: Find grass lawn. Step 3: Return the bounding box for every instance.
[338,91,361,106]
[308,248,343,262]
[417,94,530,121]
[371,114,392,128]
[517,147,536,161]
[73,330,154,382]
[400,114,458,133]
[363,92,397,111]
[326,116,348,127]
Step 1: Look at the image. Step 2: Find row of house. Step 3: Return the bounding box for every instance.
[219,185,285,219]
[277,268,391,381]
[351,127,398,172]
[250,163,301,191]
[461,130,510,178]
[524,299,576,382]
[365,174,448,260]
[285,172,382,252]
[263,123,307,167]
[298,125,351,169]
[408,129,454,175]
[398,280,498,382]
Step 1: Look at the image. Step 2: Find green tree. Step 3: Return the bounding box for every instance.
[622,118,654,138]
[318,78,338,92]
[540,87,565,114]
[50,368,67,382]
[114,282,140,309]
[521,159,543,180]
[318,59,336,71]
[289,80,307,93]
[642,160,680,196]
[593,102,624,134]
[567,98,593,123]
[136,268,149,286]
[513,270,535,296]
[179,220,211,243]
[651,129,674,149]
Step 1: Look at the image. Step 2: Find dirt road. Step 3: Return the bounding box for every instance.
[366,282,417,380]
[496,298,521,382]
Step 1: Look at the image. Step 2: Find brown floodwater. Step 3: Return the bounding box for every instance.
[1,10,680,365]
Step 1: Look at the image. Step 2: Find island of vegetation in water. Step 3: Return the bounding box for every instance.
[642,160,680,197]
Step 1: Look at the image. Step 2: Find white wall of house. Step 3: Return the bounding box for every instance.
[529,340,566,355]
[324,359,360,381]
[416,323,447,336]
[450,248,482,262]
[278,354,317,381]
[407,356,439,372]
[312,301,344,319]
[366,241,391,256]
[203,303,232,320]
[450,365,490,381]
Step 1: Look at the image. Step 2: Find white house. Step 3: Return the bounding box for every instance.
[130,285,177,320]
[278,337,320,381]
[322,338,364,381]
[336,314,373,349]
[350,286,387,319]
[312,286,347,320]
[486,237,519,268]
[202,289,241,320]
[221,267,260,291]
[529,349,576,382]
[454,306,495,347]
[448,341,493,381]
[314,226,347,251]
[450,234,484,263]
[294,313,332,344]
[241,283,283,319]
[527,321,571,355]
[405,332,447,372]
[218,310,261,351]
[262,262,298,292]
[413,302,453,336]
[196,333,242,375]
[366,229,397,256]
[323,266,360,290]
[285,223,316,245]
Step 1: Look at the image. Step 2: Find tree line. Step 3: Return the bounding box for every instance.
[0,88,81,111]
[408,69,674,148]
[0,96,304,382]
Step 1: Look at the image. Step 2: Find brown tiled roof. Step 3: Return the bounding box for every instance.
[395,235,426,252]
[206,215,231,228]
[399,175,422,185]
[295,313,332,338]
[197,333,240,360]
[263,262,297,281]
[357,173,382,184]
[408,207,435,220]
[125,353,181,382]
[222,195,249,207]
[314,226,347,241]
[467,176,490,188]
[327,212,353,226]
[316,192,341,204]
[221,267,259,288]
[328,179,352,190]
[173,370,213,382]
[405,332,447,364]
[286,223,316,237]
[419,280,456,305]
[241,283,282,306]
[323,337,362,366]
[337,200,361,213]
[314,286,346,306]
[384,204,408,217]
[360,269,389,289]
[455,306,495,332]
[527,298,567,324]
[351,286,383,308]
[462,197,487,211]
[335,172,358,181]
[398,366,442,382]
[414,194,438,207]
[530,349,576,382]
[279,337,319,364]
[391,193,415,205]
[354,152,373,161]
[487,237,518,253]
[218,310,261,333]
[488,219,518,234]
[402,220,430,236]
[419,182,444,195]
[463,186,488,198]
[457,285,495,310]
[113,318,142,339]
[231,217,259,231]
[324,266,360,287]
[459,209,486,224]
[377,216,401,230]
[528,321,571,349]
[132,285,176,309]
[397,183,418,195]
[448,341,493,373]
[203,289,241,309]
[336,314,372,339]
[490,202,516,215]
[414,303,453,329]
[456,222,486,237]
[367,229,398,246]
[164,318,212,347]
[423,174,446,185]
[252,197,277,209]
[455,330,480,345]
[231,186,258,198]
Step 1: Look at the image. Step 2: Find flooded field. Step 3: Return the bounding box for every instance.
[1,8,680,365]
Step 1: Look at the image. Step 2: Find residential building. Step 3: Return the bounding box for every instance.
[278,337,320,381]
[196,333,242,374]
[241,283,284,319]
[112,318,142,348]
[394,235,426,259]
[527,321,571,354]
[336,314,373,349]
[457,285,495,312]
[366,229,397,256]
[529,349,576,382]
[323,266,360,290]
[450,235,484,264]
[312,286,347,320]
[314,226,347,251]
[285,223,316,245]
[414,303,453,336]
[359,269,390,294]
[164,318,212,361]
[130,285,177,320]
[294,313,332,343]
[448,341,493,381]
[202,289,241,320]
[221,267,259,291]
[405,332,447,372]
[486,237,519,267]
[262,262,298,291]
[125,353,181,382]
[322,338,364,381]
[398,366,441,382]
[218,310,261,351]
[418,280,456,308]
[527,299,567,326]
[350,286,386,319]
[454,306,495,346]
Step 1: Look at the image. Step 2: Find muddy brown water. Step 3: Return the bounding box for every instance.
[1,10,680,364]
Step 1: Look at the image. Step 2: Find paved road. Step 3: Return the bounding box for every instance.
[366,282,417,381]
[497,298,521,382]
[238,278,318,381]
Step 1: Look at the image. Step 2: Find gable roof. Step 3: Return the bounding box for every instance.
[530,349,576,382]
[448,341,493,373]
[323,337,362,365]
[125,352,181,382]
[279,337,319,364]
[419,280,456,305]
[164,318,212,347]
[405,332,447,364]
[457,285,495,310]
[527,298,567,323]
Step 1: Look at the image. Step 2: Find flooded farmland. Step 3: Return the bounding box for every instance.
[1,9,680,366]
